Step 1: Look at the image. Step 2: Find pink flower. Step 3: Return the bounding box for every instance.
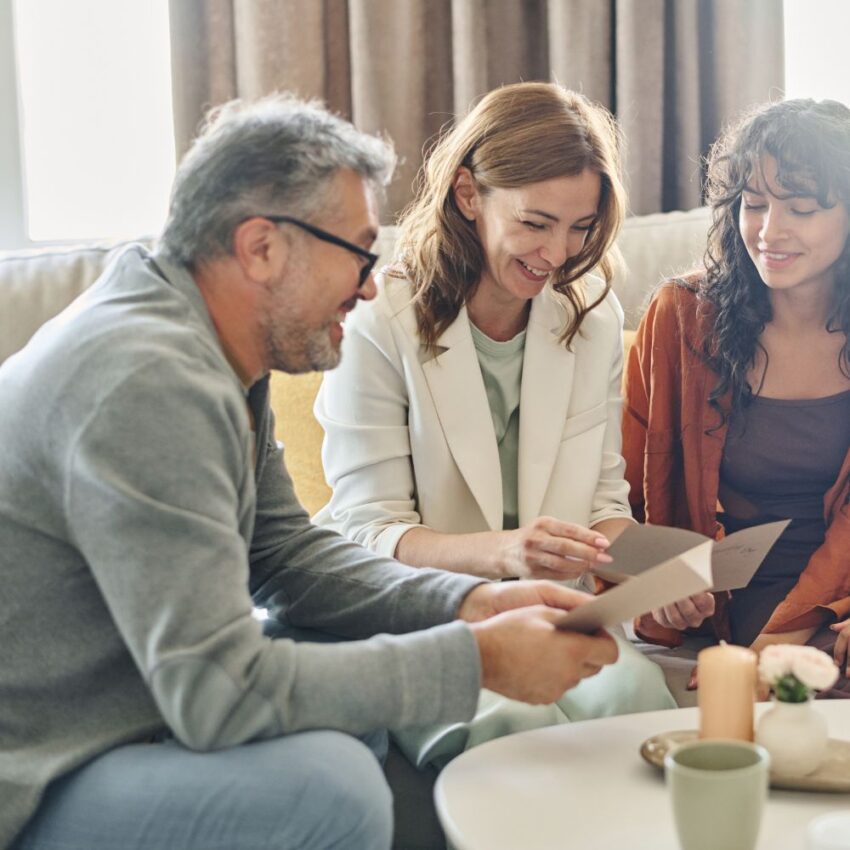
[758,644,838,693]
[791,646,839,692]
[758,644,795,684]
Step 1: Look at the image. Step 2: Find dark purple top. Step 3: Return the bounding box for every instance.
[718,389,850,645]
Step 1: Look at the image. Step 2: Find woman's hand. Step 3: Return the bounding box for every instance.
[650,592,716,631]
[830,619,850,676]
[498,517,612,580]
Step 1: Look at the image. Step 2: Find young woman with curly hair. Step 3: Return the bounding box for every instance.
[624,98,850,694]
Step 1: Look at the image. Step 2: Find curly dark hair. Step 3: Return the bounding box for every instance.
[698,98,850,422]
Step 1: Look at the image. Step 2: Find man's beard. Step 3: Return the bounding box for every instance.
[265,315,341,374]
[261,260,343,374]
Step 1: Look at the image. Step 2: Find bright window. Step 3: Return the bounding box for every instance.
[12,0,175,243]
[784,0,850,104]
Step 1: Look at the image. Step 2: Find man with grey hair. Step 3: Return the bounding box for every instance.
[0,95,618,850]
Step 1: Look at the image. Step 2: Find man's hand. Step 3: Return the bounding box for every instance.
[459,581,619,704]
[651,591,715,631]
[458,578,596,622]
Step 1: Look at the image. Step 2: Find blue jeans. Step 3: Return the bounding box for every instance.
[14,619,393,850]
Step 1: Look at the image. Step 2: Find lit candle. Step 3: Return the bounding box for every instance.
[698,641,757,741]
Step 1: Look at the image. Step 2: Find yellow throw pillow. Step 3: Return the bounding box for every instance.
[268,371,331,515]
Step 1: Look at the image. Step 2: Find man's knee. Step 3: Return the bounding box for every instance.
[298,731,393,850]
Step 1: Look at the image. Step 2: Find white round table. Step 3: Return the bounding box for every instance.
[434,701,850,850]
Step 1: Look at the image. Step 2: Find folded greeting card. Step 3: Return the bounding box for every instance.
[555,520,789,634]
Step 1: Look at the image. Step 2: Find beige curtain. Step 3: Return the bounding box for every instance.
[169,0,783,218]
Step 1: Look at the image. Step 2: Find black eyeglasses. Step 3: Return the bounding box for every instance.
[262,215,379,288]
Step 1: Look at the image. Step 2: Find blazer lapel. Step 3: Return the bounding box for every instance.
[518,290,575,523]
[421,307,503,530]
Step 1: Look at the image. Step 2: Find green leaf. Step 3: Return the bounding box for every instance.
[774,674,810,703]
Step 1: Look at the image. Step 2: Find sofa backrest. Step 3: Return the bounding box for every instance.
[0,206,710,367]
[0,207,711,513]
[0,243,128,366]
[610,207,710,328]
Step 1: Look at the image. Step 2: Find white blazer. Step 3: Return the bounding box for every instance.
[313,272,632,559]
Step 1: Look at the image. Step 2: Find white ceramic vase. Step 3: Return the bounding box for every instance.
[755,697,828,776]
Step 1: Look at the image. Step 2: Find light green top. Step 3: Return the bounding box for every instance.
[470,321,526,530]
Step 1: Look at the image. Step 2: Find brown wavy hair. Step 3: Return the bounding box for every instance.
[699,98,850,421]
[394,82,626,350]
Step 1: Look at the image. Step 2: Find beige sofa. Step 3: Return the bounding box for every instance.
[0,206,711,516]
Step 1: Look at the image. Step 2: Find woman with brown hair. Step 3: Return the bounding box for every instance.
[624,98,850,695]
[317,81,637,577]
[314,82,675,765]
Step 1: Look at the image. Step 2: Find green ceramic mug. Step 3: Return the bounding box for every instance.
[664,740,770,850]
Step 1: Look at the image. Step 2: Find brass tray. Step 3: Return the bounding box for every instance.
[640,730,850,792]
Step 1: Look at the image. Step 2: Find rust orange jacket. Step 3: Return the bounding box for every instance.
[623,281,850,637]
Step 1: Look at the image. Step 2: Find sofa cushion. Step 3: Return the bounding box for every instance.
[610,206,711,329]
[0,242,151,364]
[269,371,330,514]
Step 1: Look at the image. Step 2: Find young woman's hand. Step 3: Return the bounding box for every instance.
[830,619,850,676]
[499,517,612,580]
[650,592,716,631]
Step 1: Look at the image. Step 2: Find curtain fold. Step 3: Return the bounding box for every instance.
[547,0,614,108]
[169,0,236,150]
[232,0,351,109]
[169,0,783,218]
[451,0,550,114]
[348,0,454,216]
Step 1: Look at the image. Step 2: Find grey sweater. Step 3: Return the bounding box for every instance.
[0,247,483,848]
